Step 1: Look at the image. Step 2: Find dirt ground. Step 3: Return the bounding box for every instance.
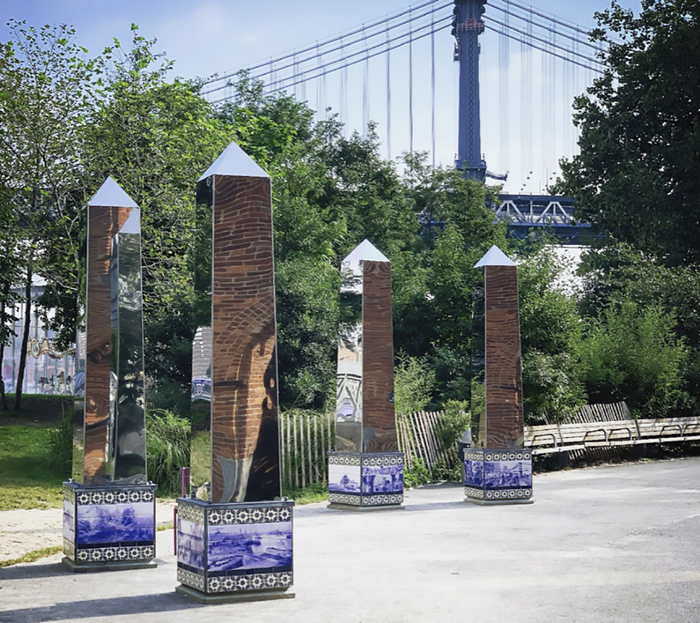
[0,501,176,563]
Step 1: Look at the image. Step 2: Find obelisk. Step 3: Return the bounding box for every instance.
[328,240,404,509]
[176,142,294,602]
[464,245,533,504]
[63,177,156,570]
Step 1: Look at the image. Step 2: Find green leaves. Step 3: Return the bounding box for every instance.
[560,0,700,265]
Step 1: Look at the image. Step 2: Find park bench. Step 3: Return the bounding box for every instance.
[524,416,700,455]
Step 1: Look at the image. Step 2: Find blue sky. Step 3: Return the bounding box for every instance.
[2,1,641,190]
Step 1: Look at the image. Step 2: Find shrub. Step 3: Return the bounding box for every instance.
[394,352,436,415]
[146,409,191,495]
[404,458,431,488]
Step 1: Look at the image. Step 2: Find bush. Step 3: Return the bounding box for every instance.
[394,353,436,415]
[436,400,470,453]
[404,459,431,488]
[579,302,690,417]
[146,409,191,495]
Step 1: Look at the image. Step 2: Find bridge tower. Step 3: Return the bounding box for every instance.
[453,0,488,182]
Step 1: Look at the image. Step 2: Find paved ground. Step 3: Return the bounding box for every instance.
[0,503,176,563]
[1,458,699,623]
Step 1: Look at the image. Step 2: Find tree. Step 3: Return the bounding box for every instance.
[0,20,101,410]
[559,0,700,265]
[0,187,22,409]
[577,242,700,413]
[517,246,585,423]
[77,28,238,410]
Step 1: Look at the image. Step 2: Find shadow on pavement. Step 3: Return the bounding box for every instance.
[0,591,201,622]
[0,561,69,581]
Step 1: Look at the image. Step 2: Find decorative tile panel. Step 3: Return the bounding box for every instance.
[328,493,362,506]
[176,498,295,595]
[328,452,404,507]
[62,482,156,565]
[463,448,533,503]
[207,572,292,593]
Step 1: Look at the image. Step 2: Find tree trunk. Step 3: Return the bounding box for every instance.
[0,299,6,411]
[13,264,33,412]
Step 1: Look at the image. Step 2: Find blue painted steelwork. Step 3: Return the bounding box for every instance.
[453,0,488,181]
[492,194,603,244]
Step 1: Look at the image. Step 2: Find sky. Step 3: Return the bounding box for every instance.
[2,1,642,192]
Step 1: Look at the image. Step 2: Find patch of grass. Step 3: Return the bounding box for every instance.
[1,394,74,423]
[0,545,63,568]
[0,424,64,510]
[282,482,328,505]
[190,431,211,487]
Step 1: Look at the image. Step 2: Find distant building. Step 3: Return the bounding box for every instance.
[1,280,75,395]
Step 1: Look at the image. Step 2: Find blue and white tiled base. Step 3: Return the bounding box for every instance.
[464,448,533,505]
[175,498,295,602]
[62,481,157,571]
[327,452,404,509]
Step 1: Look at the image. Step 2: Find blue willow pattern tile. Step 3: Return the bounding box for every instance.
[76,501,154,545]
[207,521,292,573]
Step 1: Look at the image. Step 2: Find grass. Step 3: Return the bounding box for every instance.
[0,545,63,568]
[283,482,328,505]
[2,394,74,423]
[190,431,211,487]
[0,423,65,510]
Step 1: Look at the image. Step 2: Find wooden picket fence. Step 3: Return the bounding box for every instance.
[278,409,462,489]
[396,410,460,472]
[279,402,700,490]
[279,410,334,491]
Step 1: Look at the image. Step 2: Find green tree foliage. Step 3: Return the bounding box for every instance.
[577,242,700,413]
[579,301,689,417]
[393,353,436,415]
[80,28,237,406]
[0,21,101,409]
[517,247,585,422]
[559,0,700,265]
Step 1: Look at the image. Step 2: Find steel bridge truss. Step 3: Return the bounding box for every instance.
[492,194,600,243]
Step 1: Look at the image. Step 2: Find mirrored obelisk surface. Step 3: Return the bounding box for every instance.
[328,240,404,509]
[63,177,156,571]
[464,245,532,505]
[177,142,294,602]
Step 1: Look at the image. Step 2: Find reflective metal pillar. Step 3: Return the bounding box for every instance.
[63,177,155,571]
[465,245,533,505]
[328,240,404,509]
[177,142,293,602]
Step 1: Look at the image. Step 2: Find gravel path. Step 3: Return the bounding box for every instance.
[0,501,176,563]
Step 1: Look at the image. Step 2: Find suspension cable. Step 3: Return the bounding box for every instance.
[489,1,601,50]
[495,0,591,37]
[204,0,451,88]
[485,25,604,74]
[255,17,450,96]
[486,16,603,65]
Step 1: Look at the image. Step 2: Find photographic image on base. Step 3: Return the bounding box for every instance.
[484,459,532,489]
[207,521,292,573]
[464,459,484,487]
[177,519,205,569]
[328,463,361,494]
[63,499,75,542]
[76,502,154,545]
[361,464,403,494]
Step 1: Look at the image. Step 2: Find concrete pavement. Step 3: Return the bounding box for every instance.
[1,458,699,622]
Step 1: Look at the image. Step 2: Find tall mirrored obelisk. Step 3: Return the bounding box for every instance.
[176,142,294,603]
[464,245,533,504]
[328,240,404,509]
[63,177,156,570]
